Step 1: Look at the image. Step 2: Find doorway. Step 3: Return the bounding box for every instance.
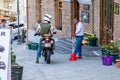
[100,0,114,44]
[71,0,79,34]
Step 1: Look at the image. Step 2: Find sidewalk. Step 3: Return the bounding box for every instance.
[12,40,120,80]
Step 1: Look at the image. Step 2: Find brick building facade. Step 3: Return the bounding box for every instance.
[27,0,120,44]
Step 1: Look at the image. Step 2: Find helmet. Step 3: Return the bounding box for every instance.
[43,14,52,22]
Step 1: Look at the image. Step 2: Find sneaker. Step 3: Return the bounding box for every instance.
[51,50,54,54]
[36,58,39,63]
[77,56,83,59]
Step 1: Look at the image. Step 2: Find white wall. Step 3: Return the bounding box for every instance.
[11,0,17,12]
[9,0,26,23]
[0,0,4,9]
[19,0,26,22]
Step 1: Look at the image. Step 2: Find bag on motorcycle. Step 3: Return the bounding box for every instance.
[40,23,51,36]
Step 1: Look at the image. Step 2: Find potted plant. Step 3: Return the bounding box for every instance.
[10,47,23,80]
[10,47,16,64]
[101,49,113,66]
[11,51,16,63]
[116,58,120,68]
[101,42,112,66]
[108,42,120,63]
[28,41,38,50]
[101,40,120,63]
[87,35,97,46]
[101,44,109,55]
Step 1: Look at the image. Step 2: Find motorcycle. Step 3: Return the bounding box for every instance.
[41,34,54,64]
[34,33,55,64]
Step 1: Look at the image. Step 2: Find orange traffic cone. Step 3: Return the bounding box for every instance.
[69,53,77,61]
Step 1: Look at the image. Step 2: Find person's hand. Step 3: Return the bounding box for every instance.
[10,26,13,30]
[51,34,53,37]
[34,33,37,36]
[72,33,76,37]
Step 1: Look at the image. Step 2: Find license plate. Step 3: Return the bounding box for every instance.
[45,43,51,47]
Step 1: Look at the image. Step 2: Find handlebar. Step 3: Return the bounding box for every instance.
[34,33,41,36]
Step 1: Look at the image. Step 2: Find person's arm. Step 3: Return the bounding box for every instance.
[35,24,41,33]
[34,24,41,36]
[50,25,54,36]
[50,28,53,34]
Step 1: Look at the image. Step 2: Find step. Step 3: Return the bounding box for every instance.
[55,44,72,51]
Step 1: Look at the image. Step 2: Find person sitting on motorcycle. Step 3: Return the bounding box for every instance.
[34,14,54,63]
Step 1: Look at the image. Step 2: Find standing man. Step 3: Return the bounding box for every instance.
[0,19,13,44]
[73,18,84,59]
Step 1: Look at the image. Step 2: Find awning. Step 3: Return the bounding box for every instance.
[77,0,92,4]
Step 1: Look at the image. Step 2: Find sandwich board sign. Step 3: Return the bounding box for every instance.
[0,29,11,80]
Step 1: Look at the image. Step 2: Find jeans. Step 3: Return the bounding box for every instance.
[74,36,83,56]
[37,40,42,58]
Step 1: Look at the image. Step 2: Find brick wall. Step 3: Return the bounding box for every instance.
[79,4,93,34]
[41,0,55,25]
[54,1,72,38]
[93,0,100,40]
[78,0,100,43]
[27,0,120,41]
[60,1,72,38]
[28,0,37,29]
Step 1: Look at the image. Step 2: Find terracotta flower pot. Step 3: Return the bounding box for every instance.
[116,59,120,68]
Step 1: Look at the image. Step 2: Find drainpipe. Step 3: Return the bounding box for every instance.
[26,0,29,44]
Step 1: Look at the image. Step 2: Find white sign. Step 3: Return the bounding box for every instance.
[0,29,11,80]
[78,0,92,4]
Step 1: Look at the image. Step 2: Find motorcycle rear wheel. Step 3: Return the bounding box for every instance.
[46,50,51,64]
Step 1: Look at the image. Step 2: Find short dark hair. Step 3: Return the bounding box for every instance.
[74,17,79,21]
[1,19,7,23]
